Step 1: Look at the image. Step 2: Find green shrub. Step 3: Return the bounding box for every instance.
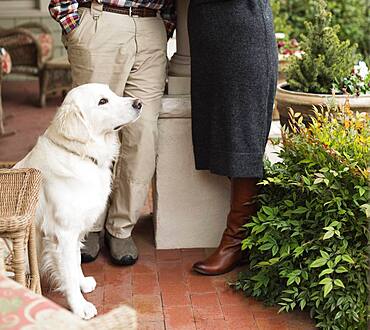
[234,102,369,329]
[286,0,359,94]
[272,0,370,63]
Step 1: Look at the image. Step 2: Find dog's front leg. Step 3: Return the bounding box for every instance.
[77,241,96,293]
[56,232,97,319]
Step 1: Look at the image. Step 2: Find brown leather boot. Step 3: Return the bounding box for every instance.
[192,177,259,275]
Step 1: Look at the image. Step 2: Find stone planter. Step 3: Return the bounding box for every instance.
[276,82,370,127]
[272,58,289,121]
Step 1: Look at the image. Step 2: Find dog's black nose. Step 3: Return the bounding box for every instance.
[132,99,142,111]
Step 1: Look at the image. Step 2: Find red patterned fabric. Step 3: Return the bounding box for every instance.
[38,33,53,59]
[0,274,63,329]
[0,48,12,74]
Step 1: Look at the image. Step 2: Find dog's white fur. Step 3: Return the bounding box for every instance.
[14,83,141,319]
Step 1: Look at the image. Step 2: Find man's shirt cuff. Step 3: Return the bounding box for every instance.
[59,12,80,34]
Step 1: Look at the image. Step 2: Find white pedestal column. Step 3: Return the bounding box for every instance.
[168,0,191,95]
[155,97,230,249]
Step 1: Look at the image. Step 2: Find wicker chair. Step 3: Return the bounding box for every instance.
[0,23,53,106]
[0,168,42,293]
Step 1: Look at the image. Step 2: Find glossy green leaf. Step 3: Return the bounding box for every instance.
[319,278,333,285]
[334,279,345,288]
[319,268,334,277]
[342,255,355,264]
[323,282,333,297]
[310,258,328,268]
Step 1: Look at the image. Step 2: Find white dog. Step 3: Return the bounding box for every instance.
[14,83,141,319]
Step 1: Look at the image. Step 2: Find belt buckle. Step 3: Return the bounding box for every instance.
[129,7,139,17]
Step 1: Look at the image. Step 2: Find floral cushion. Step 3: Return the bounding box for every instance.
[0,274,65,329]
[0,274,138,330]
[37,33,53,59]
[0,48,12,74]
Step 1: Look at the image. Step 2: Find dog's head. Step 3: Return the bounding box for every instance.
[52,83,142,143]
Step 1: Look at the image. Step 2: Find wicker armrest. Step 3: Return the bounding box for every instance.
[0,28,42,66]
[0,23,53,69]
[0,23,51,39]
[0,27,36,40]
[0,214,31,233]
[0,168,42,225]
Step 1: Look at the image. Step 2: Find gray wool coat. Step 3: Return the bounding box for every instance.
[188,0,278,178]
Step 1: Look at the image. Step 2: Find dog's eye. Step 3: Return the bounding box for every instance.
[98,98,109,106]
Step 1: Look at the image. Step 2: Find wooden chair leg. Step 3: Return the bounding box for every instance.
[0,130,16,139]
[28,222,41,293]
[39,69,48,108]
[0,90,6,136]
[12,234,26,287]
[0,117,5,135]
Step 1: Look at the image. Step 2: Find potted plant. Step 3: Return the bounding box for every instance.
[275,0,370,127]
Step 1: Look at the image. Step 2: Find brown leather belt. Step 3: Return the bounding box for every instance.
[78,2,158,17]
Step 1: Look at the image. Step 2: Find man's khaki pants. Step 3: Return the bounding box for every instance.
[64,3,167,238]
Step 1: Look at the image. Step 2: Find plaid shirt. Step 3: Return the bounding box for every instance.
[49,0,176,37]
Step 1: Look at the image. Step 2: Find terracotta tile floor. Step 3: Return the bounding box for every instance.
[0,81,315,329]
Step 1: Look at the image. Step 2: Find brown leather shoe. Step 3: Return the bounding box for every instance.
[192,177,258,275]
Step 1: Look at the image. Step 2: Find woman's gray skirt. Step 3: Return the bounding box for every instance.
[188,0,278,178]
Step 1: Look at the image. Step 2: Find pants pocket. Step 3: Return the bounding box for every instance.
[63,7,94,48]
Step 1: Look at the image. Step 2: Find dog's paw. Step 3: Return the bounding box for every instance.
[72,300,97,320]
[80,276,96,293]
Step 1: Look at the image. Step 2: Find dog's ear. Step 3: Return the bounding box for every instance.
[52,101,91,144]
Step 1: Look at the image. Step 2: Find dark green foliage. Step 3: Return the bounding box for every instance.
[271,0,370,63]
[286,0,359,94]
[234,104,370,330]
